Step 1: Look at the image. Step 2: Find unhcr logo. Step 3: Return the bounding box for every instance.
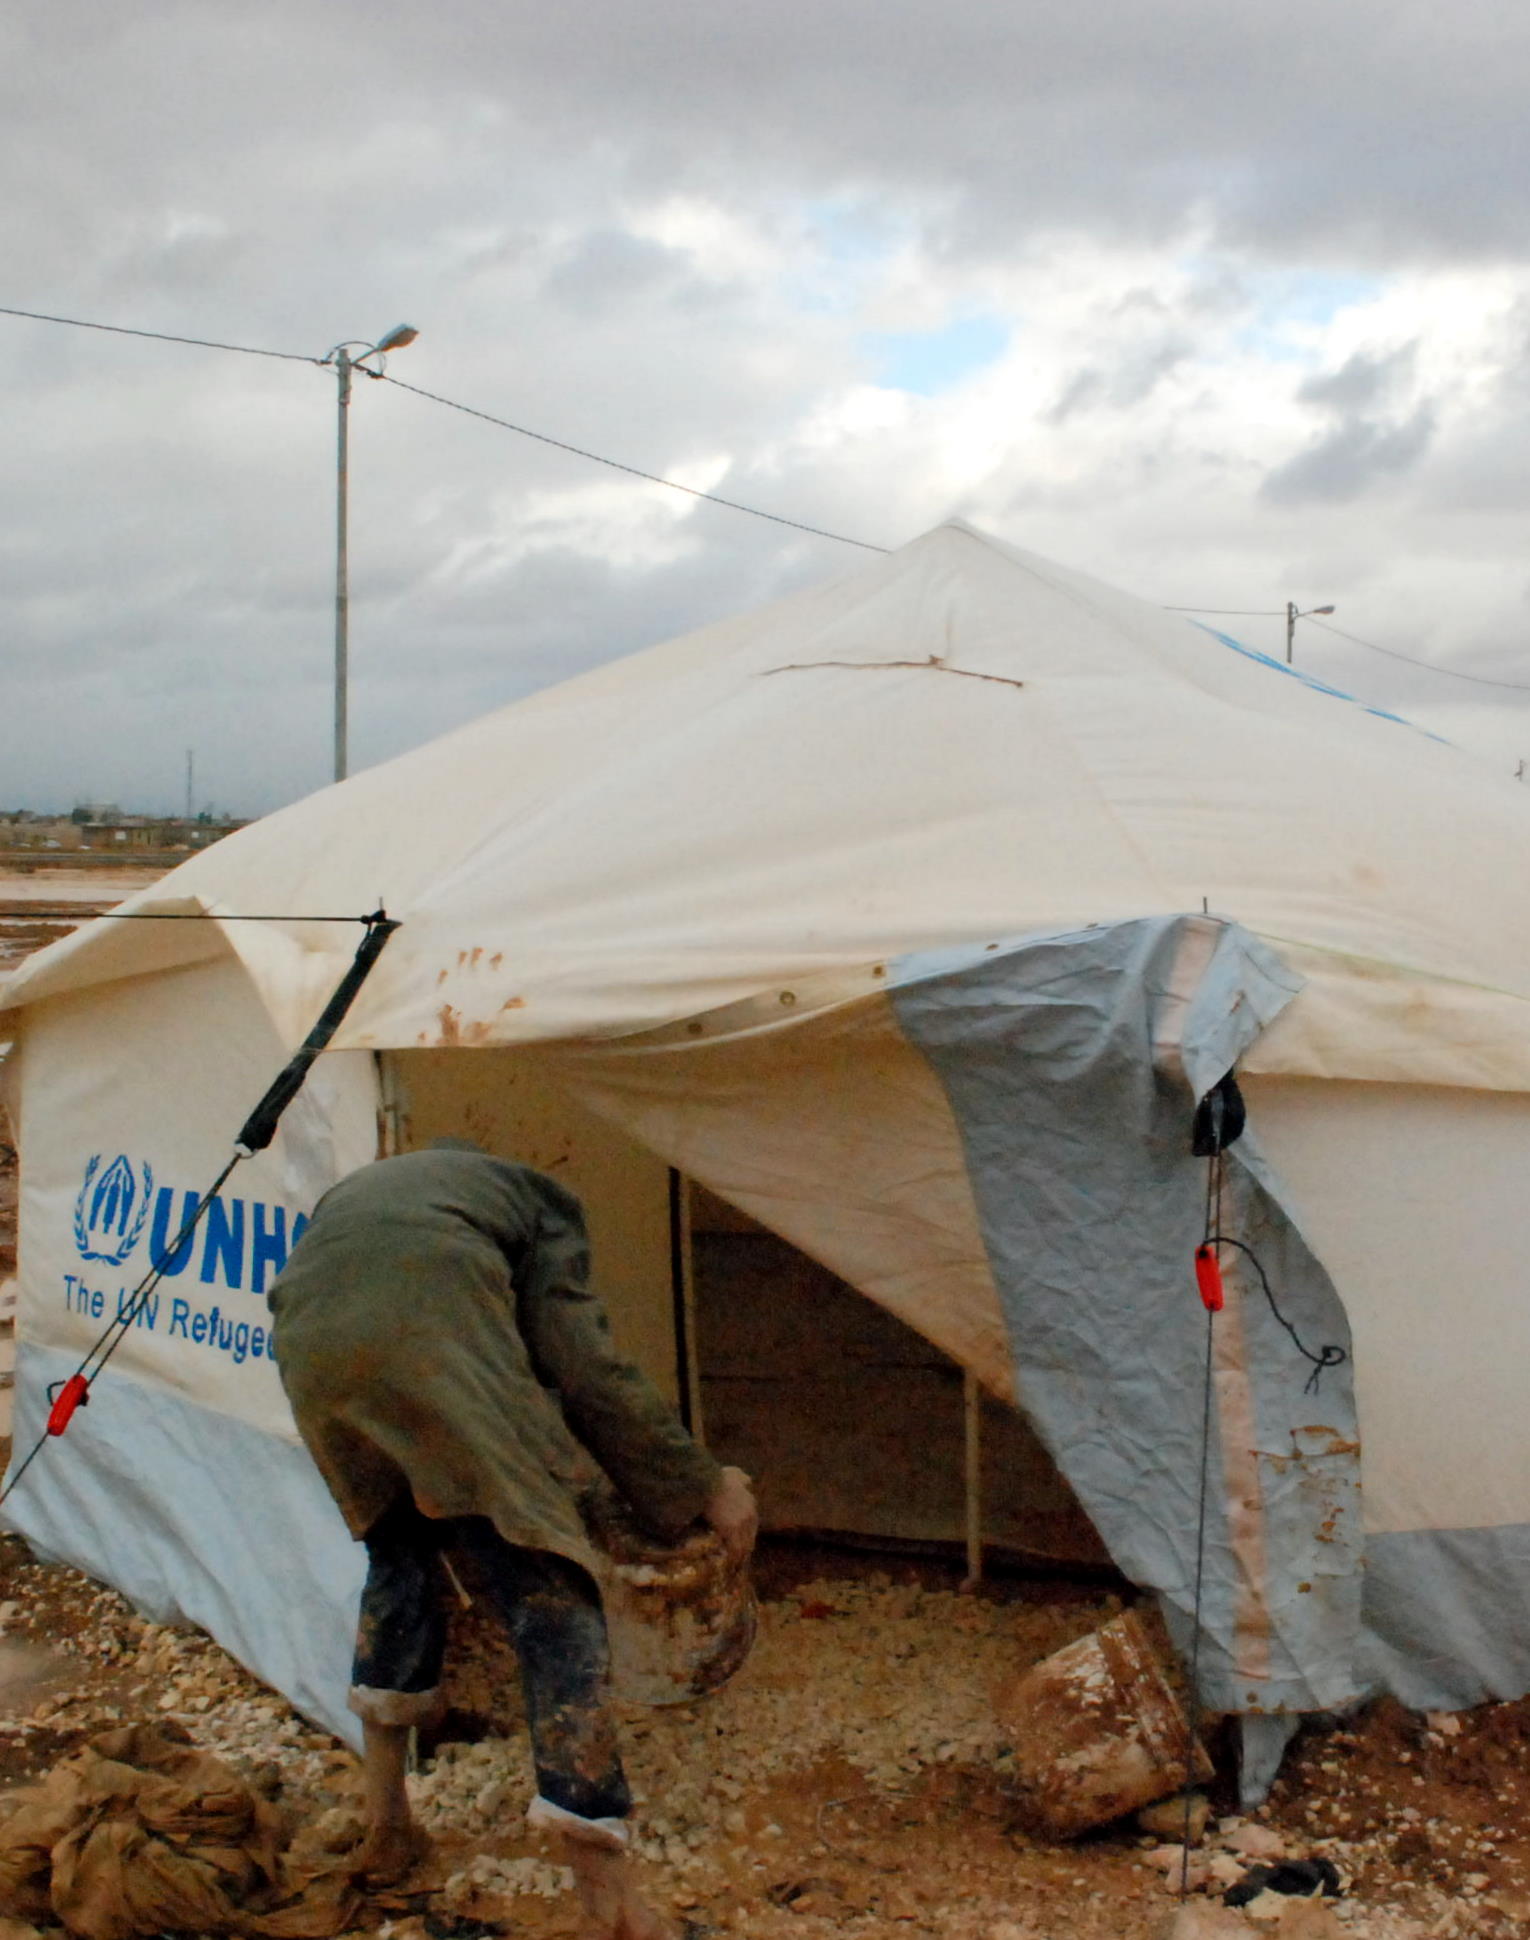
[73,1154,154,1267]
[68,1151,309,1293]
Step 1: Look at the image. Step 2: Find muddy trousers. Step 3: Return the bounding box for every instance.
[348,1493,632,1831]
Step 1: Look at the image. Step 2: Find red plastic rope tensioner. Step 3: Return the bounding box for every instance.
[1194,1244,1225,1313]
[46,1375,91,1437]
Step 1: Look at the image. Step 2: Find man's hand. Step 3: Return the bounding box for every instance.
[704,1466,758,1562]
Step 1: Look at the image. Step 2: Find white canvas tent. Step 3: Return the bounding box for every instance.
[5,521,1530,1789]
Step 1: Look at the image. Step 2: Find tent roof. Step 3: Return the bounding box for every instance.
[8,521,1530,1084]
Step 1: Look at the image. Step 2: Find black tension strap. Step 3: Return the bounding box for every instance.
[235,908,400,1154]
[0,908,401,1510]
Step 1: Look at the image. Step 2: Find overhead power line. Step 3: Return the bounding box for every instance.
[0,300,888,553]
[4,301,1530,675]
[1169,602,1530,694]
[378,373,890,553]
[1305,615,1530,694]
[0,303,321,366]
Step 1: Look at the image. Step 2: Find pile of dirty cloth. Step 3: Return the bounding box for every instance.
[0,1720,361,1940]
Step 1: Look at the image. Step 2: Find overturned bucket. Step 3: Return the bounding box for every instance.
[586,1492,757,1707]
[995,1607,1212,1838]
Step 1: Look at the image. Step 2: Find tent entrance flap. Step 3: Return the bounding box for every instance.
[890,914,1364,1718]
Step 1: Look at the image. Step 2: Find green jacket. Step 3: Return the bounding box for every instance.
[268,1148,721,1574]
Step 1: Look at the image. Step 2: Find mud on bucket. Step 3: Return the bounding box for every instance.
[585,1491,757,1707]
[995,1607,1212,1839]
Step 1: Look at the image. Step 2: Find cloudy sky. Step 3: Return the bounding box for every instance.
[6,1,1530,816]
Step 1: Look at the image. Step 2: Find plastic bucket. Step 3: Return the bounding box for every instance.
[586,1494,757,1707]
[995,1608,1212,1838]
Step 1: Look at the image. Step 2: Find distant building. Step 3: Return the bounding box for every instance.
[0,818,83,851]
[1,813,246,858]
[78,817,246,851]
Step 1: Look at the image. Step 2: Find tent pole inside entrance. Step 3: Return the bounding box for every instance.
[963,1369,983,1587]
[667,1170,705,1440]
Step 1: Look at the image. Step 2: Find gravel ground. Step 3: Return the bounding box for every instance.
[3,1534,1530,1939]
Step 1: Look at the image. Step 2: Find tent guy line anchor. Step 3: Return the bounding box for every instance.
[0,907,402,1512]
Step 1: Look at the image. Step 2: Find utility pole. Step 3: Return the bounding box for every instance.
[324,325,419,785]
[333,346,352,784]
[1286,601,1336,664]
[185,749,194,822]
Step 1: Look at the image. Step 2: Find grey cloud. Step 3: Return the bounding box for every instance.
[1265,341,1437,504]
[1396,323,1530,516]
[1046,339,1192,424]
[1112,290,1174,321]
[544,231,682,309]
[1262,406,1438,505]
[1299,344,1418,415]
[1184,270,1251,319]
[9,3,1530,280]
[102,216,248,298]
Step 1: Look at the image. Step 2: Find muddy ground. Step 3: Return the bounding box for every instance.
[4,874,1530,1937]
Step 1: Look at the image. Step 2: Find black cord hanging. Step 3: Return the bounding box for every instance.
[1176,1066,1350,1894]
[1179,1125,1224,1898]
[1208,1237,1347,1396]
[1191,1068,1347,1397]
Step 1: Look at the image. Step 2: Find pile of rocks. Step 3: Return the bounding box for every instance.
[424,1575,1116,1844]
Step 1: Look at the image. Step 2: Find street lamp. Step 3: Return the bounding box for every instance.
[322,325,420,782]
[1286,601,1336,665]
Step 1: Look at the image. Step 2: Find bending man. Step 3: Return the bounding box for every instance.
[269,1140,757,1940]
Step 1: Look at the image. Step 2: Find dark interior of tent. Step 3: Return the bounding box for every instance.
[383,1047,1112,1584]
[688,1183,1108,1573]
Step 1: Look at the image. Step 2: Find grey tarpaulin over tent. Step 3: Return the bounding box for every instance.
[6,522,1530,1798]
[894,915,1359,1792]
